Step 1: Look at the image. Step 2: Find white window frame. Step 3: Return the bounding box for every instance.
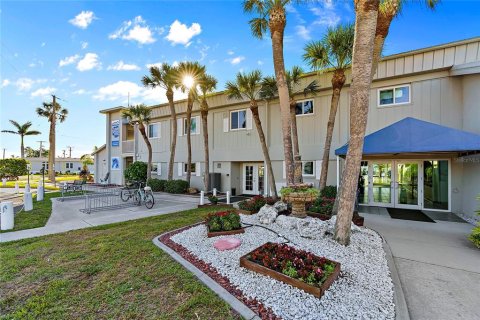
[183,117,200,135]
[377,84,411,107]
[295,99,314,117]
[65,162,73,169]
[302,161,315,177]
[183,162,197,175]
[229,109,248,131]
[148,122,160,139]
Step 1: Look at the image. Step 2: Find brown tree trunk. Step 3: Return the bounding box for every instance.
[167,88,177,181]
[138,123,152,181]
[290,99,302,184]
[269,7,294,186]
[319,69,346,191]
[201,104,209,192]
[250,102,278,199]
[20,135,25,159]
[48,116,55,182]
[371,2,397,77]
[334,0,379,246]
[186,96,193,186]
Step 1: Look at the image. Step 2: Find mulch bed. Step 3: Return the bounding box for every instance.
[159,224,281,320]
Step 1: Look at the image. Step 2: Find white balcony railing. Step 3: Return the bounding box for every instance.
[122,140,134,153]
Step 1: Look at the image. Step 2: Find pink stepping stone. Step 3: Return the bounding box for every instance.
[213,237,242,251]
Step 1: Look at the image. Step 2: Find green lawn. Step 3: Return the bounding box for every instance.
[0,192,60,234]
[0,206,240,319]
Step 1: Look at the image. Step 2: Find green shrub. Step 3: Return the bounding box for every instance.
[208,195,218,204]
[147,178,166,192]
[320,185,337,199]
[164,179,189,194]
[469,224,480,248]
[0,158,28,180]
[205,211,242,232]
[238,195,275,212]
[124,161,147,183]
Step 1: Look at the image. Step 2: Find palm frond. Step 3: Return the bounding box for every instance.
[8,120,21,130]
[24,130,41,136]
[225,81,243,100]
[303,41,331,71]
[1,130,18,135]
[259,76,278,100]
[249,17,268,39]
[303,80,319,96]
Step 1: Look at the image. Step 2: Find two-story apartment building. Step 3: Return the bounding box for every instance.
[96,37,480,220]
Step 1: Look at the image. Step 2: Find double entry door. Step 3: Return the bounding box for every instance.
[359,160,422,209]
[243,163,265,195]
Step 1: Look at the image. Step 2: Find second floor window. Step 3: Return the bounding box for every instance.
[230,110,247,130]
[378,84,411,107]
[183,117,199,135]
[302,161,314,176]
[148,123,160,139]
[295,100,314,116]
[184,162,196,175]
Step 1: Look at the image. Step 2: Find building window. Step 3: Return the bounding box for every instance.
[378,84,411,107]
[302,161,314,176]
[295,99,314,116]
[42,162,49,170]
[183,117,199,135]
[230,110,247,130]
[66,162,73,169]
[183,163,197,175]
[148,123,160,139]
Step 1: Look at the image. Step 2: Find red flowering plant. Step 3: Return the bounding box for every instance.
[238,195,276,213]
[246,242,336,287]
[206,210,241,232]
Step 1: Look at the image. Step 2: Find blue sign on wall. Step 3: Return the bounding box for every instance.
[111,120,120,147]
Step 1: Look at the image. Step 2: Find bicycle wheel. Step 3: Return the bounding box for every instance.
[144,193,155,209]
[120,189,131,202]
[133,190,141,206]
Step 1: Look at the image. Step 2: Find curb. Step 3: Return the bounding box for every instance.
[152,231,261,320]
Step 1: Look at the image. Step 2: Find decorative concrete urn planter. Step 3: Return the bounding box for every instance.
[281,184,319,219]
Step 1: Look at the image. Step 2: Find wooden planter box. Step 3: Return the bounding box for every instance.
[239,243,341,299]
[207,227,245,238]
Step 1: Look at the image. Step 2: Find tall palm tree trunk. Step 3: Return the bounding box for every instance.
[167,89,177,181]
[138,124,152,181]
[20,135,25,159]
[289,100,302,184]
[185,98,193,185]
[319,70,346,190]
[371,7,396,77]
[251,102,277,199]
[269,8,294,186]
[334,0,379,246]
[201,106,209,191]
[48,119,55,182]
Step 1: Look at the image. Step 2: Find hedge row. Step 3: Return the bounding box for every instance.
[147,178,189,194]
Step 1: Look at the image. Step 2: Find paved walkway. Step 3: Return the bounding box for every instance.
[0,193,199,243]
[360,208,480,320]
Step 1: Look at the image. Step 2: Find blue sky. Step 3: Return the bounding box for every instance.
[1,0,479,158]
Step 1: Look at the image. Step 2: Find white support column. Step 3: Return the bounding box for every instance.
[37,185,44,201]
[14,182,19,194]
[200,191,204,205]
[213,188,217,196]
[226,191,230,205]
[24,192,33,211]
[264,160,268,196]
[0,201,14,230]
[336,156,340,191]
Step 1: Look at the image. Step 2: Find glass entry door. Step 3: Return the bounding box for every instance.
[395,161,421,209]
[243,163,262,195]
[370,162,394,207]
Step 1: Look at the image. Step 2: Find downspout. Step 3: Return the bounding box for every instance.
[336,156,340,190]
[265,100,270,196]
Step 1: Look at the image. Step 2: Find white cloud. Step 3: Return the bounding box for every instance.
[41,42,46,47]
[76,53,100,71]
[310,6,340,27]
[109,16,156,45]
[81,41,88,49]
[15,78,35,91]
[107,61,140,71]
[228,56,245,65]
[2,79,10,87]
[227,50,234,55]
[296,25,311,40]
[257,60,264,66]
[73,89,87,95]
[145,62,162,69]
[69,11,96,29]
[165,20,201,46]
[59,54,80,67]
[93,80,187,104]
[31,86,56,98]
[199,45,209,61]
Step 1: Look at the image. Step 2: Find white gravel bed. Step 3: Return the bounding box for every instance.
[171,214,395,320]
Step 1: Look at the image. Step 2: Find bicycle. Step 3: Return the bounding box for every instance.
[121,181,155,209]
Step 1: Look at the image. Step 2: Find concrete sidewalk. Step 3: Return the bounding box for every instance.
[361,210,480,320]
[0,193,198,243]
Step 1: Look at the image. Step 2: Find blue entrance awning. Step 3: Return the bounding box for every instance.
[335,117,480,156]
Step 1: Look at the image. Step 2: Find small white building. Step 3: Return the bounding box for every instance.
[26,157,94,174]
[92,145,108,183]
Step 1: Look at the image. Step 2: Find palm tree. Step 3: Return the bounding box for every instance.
[225,70,278,198]
[303,23,355,191]
[36,101,68,182]
[1,120,41,158]
[122,104,153,180]
[260,67,319,183]
[142,63,179,181]
[334,0,380,246]
[244,0,298,185]
[175,61,206,186]
[197,73,217,191]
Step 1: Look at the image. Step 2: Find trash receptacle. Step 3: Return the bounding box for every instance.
[1,201,14,230]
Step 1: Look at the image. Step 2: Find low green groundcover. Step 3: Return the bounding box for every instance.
[206,210,241,231]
